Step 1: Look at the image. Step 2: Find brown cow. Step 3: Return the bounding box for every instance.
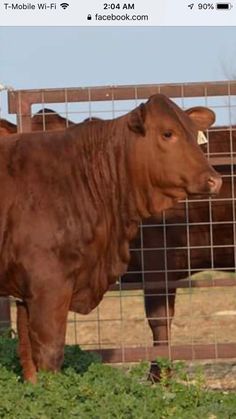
[0,119,17,137]
[124,126,235,381]
[31,109,75,131]
[0,94,221,382]
[0,109,75,137]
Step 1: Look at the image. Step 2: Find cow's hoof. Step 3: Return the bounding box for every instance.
[148,362,172,383]
[23,369,37,384]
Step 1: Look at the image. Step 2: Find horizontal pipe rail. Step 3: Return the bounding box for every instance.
[8,80,236,109]
[88,342,236,363]
[8,80,236,115]
[109,276,236,291]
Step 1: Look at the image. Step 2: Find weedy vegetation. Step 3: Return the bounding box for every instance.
[0,333,235,418]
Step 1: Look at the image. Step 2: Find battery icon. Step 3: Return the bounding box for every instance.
[216,3,233,9]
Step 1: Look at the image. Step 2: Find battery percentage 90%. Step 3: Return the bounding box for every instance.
[198,3,215,9]
[188,3,233,9]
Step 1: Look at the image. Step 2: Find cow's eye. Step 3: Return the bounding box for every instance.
[162,131,173,140]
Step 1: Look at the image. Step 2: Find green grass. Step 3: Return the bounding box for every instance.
[0,335,236,418]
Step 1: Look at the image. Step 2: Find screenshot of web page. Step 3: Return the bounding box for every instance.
[0,0,236,410]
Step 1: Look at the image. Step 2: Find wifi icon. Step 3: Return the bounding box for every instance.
[60,2,69,9]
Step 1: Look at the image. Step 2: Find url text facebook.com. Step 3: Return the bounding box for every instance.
[94,13,149,21]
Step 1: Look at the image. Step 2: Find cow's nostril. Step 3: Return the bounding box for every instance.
[208,176,222,194]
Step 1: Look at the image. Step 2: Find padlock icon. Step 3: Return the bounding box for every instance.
[87,14,92,20]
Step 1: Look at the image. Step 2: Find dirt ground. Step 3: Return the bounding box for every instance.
[185,360,236,390]
[9,270,236,389]
[68,271,236,349]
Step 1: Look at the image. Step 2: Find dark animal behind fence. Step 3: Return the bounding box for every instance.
[32,109,75,131]
[123,127,235,380]
[0,109,75,136]
[0,119,17,137]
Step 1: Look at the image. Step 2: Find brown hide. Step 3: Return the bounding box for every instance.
[204,126,236,154]
[0,94,220,382]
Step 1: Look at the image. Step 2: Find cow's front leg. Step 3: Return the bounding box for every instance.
[16,300,37,383]
[27,284,72,374]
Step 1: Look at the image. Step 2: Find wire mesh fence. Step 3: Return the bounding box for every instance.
[1,81,236,363]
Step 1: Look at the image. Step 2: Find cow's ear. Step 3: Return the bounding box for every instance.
[128,103,146,136]
[185,107,215,130]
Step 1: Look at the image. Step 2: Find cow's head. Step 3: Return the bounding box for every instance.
[128,94,222,214]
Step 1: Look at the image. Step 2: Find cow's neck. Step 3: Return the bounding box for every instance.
[74,119,175,260]
[74,118,141,232]
[70,121,175,314]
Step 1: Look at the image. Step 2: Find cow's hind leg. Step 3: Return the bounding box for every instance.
[16,301,37,383]
[144,288,176,381]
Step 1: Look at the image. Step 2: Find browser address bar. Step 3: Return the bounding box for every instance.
[0,0,235,26]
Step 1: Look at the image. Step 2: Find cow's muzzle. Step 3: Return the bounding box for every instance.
[207,174,222,194]
[187,171,222,196]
